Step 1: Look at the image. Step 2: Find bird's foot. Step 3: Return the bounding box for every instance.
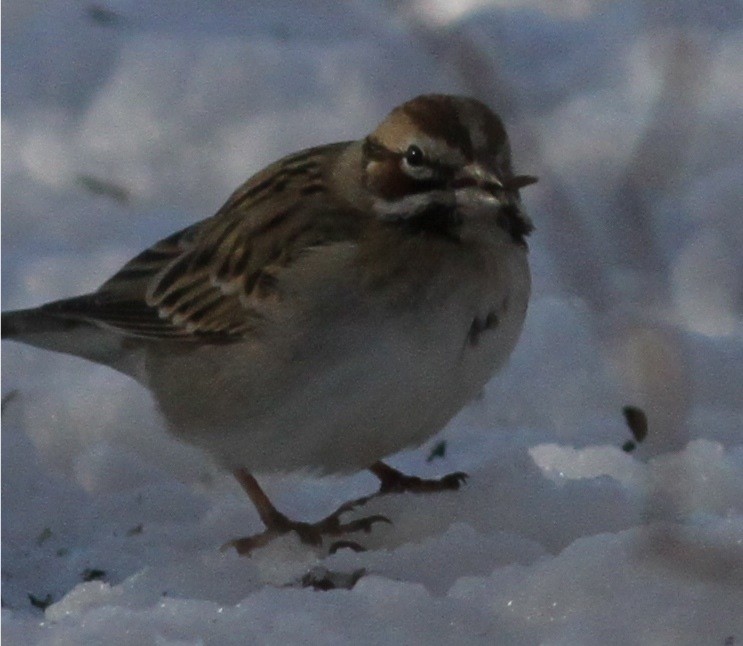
[370,461,468,494]
[223,493,390,556]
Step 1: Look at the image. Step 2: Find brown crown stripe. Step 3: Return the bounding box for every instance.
[400,96,474,159]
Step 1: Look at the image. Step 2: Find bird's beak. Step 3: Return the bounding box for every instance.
[451,164,503,195]
[451,164,538,196]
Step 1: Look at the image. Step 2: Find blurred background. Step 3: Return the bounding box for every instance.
[1,0,742,641]
[3,0,740,460]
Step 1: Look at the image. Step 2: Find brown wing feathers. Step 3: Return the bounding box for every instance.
[42,144,360,341]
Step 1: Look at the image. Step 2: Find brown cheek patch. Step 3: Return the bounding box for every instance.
[368,159,446,201]
[368,159,419,200]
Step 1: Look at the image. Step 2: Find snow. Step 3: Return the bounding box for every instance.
[2,1,742,643]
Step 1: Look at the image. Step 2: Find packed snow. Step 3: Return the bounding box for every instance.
[2,1,742,644]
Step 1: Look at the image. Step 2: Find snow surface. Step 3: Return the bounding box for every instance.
[2,1,742,644]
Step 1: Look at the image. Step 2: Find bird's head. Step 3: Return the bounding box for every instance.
[362,95,537,244]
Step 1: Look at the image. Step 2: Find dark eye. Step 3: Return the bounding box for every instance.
[404,145,424,167]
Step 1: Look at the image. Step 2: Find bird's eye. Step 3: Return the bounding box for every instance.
[404,145,424,167]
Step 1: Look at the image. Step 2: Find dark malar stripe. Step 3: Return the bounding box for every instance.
[393,203,462,241]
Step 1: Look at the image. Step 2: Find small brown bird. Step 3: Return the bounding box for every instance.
[2,95,537,552]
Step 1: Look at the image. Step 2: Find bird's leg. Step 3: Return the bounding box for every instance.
[224,468,390,555]
[369,461,468,494]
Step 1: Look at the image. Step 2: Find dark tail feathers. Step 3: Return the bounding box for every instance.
[2,307,140,379]
[2,307,79,340]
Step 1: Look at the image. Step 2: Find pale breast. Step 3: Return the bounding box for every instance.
[146,234,530,474]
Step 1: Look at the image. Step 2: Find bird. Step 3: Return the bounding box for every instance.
[2,94,537,553]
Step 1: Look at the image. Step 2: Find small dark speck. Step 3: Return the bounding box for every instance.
[36,527,53,546]
[724,636,735,646]
[427,440,447,462]
[81,568,106,582]
[86,4,123,26]
[126,523,144,536]
[77,174,130,203]
[299,567,366,591]
[622,440,636,453]
[622,405,648,443]
[28,593,53,611]
[1,389,18,412]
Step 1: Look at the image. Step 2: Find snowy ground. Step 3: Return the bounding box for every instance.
[2,1,742,644]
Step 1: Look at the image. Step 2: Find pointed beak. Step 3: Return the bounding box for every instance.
[451,164,538,196]
[505,174,539,190]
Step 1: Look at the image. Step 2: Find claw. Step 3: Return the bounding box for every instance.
[440,471,469,490]
[371,461,470,494]
[224,490,388,556]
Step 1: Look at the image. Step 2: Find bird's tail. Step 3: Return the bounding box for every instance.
[2,307,141,378]
[3,307,77,340]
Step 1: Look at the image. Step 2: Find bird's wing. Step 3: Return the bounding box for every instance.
[42,144,366,341]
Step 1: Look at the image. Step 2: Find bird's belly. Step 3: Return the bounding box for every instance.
[149,251,530,474]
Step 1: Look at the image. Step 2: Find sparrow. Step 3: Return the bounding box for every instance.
[2,94,537,553]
